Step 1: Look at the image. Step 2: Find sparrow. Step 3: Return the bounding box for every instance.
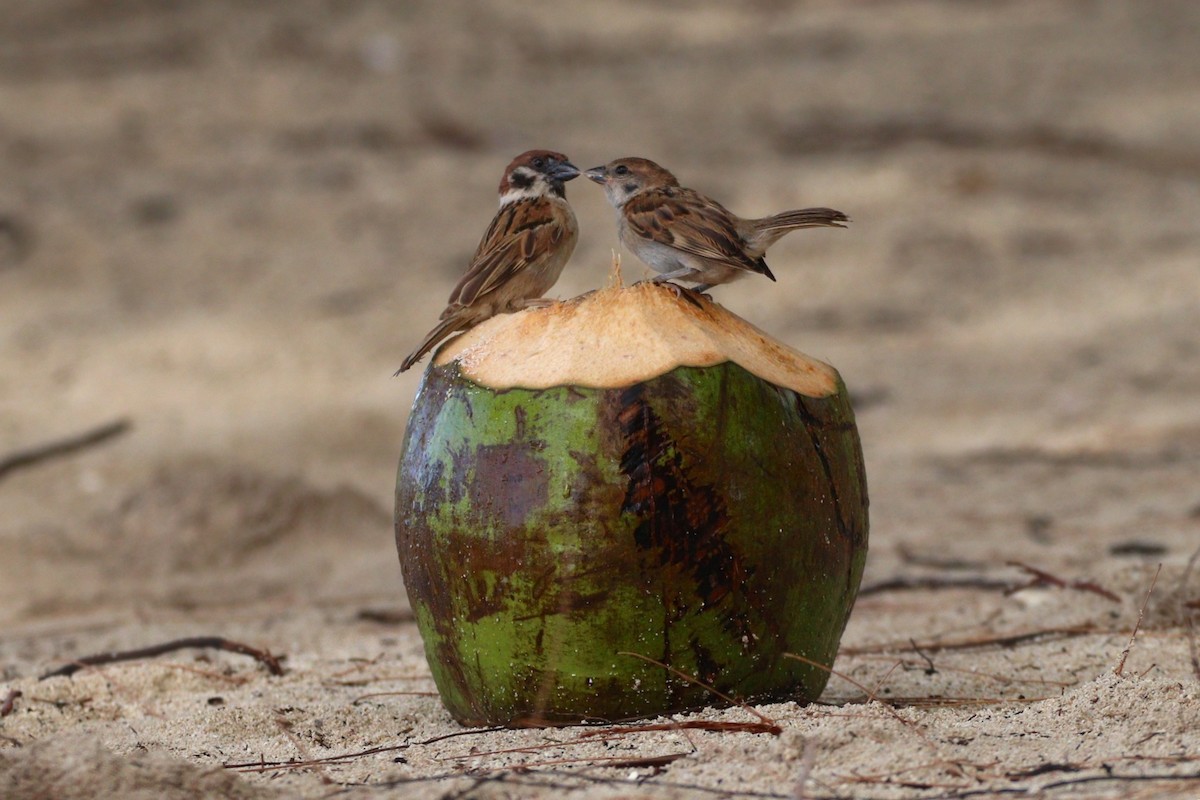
[585,157,847,292]
[397,150,581,373]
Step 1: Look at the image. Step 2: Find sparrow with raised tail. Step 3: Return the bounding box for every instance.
[397,150,581,373]
[585,157,847,292]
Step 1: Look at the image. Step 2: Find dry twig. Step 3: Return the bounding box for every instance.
[842,624,1102,656]
[617,650,780,732]
[438,732,660,761]
[854,695,1050,709]
[1115,564,1161,676]
[0,689,21,717]
[0,419,131,481]
[39,636,284,680]
[351,690,438,704]
[601,752,685,771]
[859,576,1011,596]
[847,653,1074,688]
[1006,560,1120,602]
[355,608,415,624]
[275,716,332,785]
[225,726,506,773]
[896,547,989,570]
[1182,543,1200,683]
[467,751,691,774]
[784,652,918,733]
[579,719,780,737]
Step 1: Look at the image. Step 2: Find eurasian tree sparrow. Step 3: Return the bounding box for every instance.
[585,157,847,292]
[398,150,581,373]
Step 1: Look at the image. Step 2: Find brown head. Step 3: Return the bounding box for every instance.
[584,157,680,208]
[498,150,581,203]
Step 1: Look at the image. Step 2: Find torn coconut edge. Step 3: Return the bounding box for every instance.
[433,282,840,398]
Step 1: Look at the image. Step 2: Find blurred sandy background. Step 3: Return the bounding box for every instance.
[2,2,1199,798]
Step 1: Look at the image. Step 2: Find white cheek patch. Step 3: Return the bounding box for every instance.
[610,185,638,207]
[500,167,548,205]
[499,184,543,206]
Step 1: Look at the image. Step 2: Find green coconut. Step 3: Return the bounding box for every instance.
[395,281,868,726]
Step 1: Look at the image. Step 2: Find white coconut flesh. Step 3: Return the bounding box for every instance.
[433,281,839,397]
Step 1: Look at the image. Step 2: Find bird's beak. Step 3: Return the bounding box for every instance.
[585,166,607,184]
[551,161,582,182]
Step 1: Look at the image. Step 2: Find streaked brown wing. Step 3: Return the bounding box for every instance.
[624,187,760,272]
[447,198,566,308]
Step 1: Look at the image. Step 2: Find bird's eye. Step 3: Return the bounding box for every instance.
[614,165,630,176]
[532,157,546,169]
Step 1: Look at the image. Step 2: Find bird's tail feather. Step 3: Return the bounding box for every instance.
[755,207,849,231]
[395,314,469,375]
[747,207,849,253]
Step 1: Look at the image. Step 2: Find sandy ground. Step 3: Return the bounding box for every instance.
[2,1,1200,797]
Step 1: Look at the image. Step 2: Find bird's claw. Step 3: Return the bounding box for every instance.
[649,280,710,308]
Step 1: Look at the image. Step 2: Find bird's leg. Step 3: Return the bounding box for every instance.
[645,280,690,301]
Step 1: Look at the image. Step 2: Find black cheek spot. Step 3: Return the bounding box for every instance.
[510,172,534,190]
[623,182,638,193]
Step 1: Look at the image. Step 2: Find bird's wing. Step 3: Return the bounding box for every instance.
[623,187,766,275]
[447,197,568,308]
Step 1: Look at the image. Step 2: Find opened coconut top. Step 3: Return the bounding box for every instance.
[434,281,839,397]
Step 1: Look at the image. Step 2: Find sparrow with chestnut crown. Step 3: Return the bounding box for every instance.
[398,150,581,373]
[586,157,847,292]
